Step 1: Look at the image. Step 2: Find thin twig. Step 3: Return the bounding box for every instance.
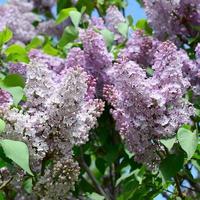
[109,164,115,200]
[174,176,184,199]
[181,185,196,192]
[0,177,13,190]
[78,148,110,200]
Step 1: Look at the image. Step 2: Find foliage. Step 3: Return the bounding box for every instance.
[0,0,199,200]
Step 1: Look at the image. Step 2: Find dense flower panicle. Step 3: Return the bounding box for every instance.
[152,41,190,99]
[90,17,106,30]
[177,43,200,95]
[119,30,200,96]
[105,5,126,41]
[34,158,80,200]
[65,47,86,70]
[105,41,194,168]
[37,20,61,37]
[85,75,97,100]
[8,0,33,12]
[0,0,38,43]
[0,89,12,111]
[119,30,160,67]
[37,18,72,38]
[143,0,200,44]
[29,49,65,75]
[80,29,112,71]
[196,43,200,59]
[32,0,56,9]
[80,28,113,91]
[2,51,104,198]
[8,63,27,77]
[190,43,200,94]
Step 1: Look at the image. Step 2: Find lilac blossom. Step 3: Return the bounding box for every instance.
[2,51,104,198]
[143,0,200,44]
[0,0,38,43]
[104,41,194,168]
[80,28,113,93]
[105,5,126,41]
[119,30,161,67]
[8,63,27,77]
[0,89,12,112]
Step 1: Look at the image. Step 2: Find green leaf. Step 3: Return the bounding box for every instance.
[160,137,176,151]
[81,6,86,14]
[0,191,5,200]
[23,178,33,194]
[146,67,154,77]
[95,158,106,174]
[159,153,184,182]
[116,171,134,186]
[3,74,25,88]
[69,11,81,27]
[191,25,200,32]
[57,0,73,14]
[6,86,24,105]
[97,0,104,5]
[177,128,198,160]
[87,193,104,200]
[5,44,27,56]
[5,44,29,63]
[56,8,77,24]
[58,26,79,48]
[0,119,5,133]
[0,27,13,47]
[117,22,129,38]
[0,79,24,105]
[127,15,134,26]
[101,29,114,49]
[43,43,59,56]
[6,53,29,63]
[76,0,94,15]
[117,179,138,200]
[26,36,44,51]
[136,19,152,35]
[0,139,33,176]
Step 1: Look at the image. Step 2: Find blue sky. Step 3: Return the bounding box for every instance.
[126,0,146,22]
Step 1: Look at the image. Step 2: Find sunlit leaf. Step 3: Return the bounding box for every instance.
[101,29,114,49]
[23,178,33,194]
[0,139,33,176]
[0,27,13,47]
[0,119,5,133]
[177,128,198,160]
[160,137,176,151]
[69,11,82,27]
[56,8,77,24]
[117,22,129,38]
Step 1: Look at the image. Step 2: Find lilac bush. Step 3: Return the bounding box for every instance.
[0,0,199,199]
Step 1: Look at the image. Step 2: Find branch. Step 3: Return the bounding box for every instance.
[0,177,13,190]
[174,176,184,199]
[78,149,111,200]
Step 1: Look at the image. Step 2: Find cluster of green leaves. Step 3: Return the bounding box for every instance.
[0,28,34,199]
[71,104,200,200]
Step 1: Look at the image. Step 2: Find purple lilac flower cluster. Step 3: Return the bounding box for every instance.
[0,0,38,43]
[143,0,200,44]
[2,50,104,199]
[104,40,194,168]
[79,28,113,93]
